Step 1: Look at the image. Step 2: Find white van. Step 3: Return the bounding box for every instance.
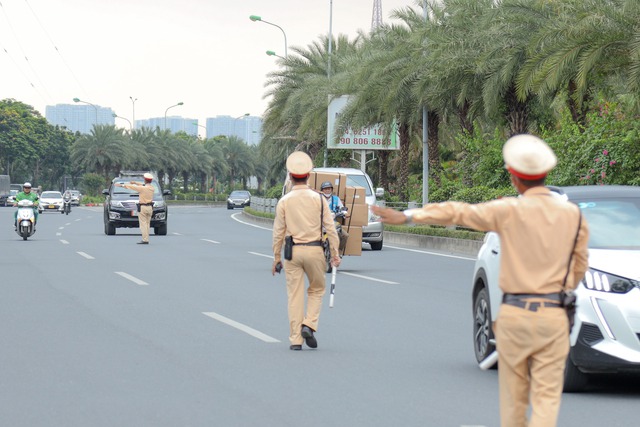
[311,167,384,250]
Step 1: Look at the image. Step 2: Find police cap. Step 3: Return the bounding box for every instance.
[503,134,557,180]
[286,151,313,178]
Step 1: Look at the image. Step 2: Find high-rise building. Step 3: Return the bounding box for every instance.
[135,117,197,136]
[205,115,262,145]
[45,103,115,134]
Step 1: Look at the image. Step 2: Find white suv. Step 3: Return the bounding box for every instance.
[471,185,640,391]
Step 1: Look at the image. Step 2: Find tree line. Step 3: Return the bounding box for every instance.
[2,0,639,201]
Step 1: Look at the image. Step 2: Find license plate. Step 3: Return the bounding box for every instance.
[49,204,55,208]
[131,210,138,216]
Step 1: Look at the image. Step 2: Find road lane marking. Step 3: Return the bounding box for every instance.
[56,232,62,236]
[75,219,81,222]
[58,226,64,230]
[77,252,94,260]
[231,213,272,230]
[60,240,69,245]
[248,252,273,259]
[115,272,149,286]
[202,312,280,343]
[65,222,71,226]
[201,239,220,244]
[385,244,476,261]
[172,232,182,236]
[339,272,399,285]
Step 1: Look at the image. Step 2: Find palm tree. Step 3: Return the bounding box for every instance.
[220,136,252,191]
[70,125,128,181]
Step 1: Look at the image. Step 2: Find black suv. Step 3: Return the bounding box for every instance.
[102,174,171,235]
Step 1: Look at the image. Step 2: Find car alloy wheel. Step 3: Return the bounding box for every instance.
[473,287,496,367]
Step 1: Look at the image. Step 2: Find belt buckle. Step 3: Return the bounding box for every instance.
[527,302,540,312]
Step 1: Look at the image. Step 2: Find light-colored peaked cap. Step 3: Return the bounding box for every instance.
[503,134,557,180]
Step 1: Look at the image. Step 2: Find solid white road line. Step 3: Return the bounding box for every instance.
[115,271,149,286]
[201,239,220,244]
[339,272,399,285]
[202,312,280,343]
[248,252,273,259]
[60,240,69,245]
[77,251,94,260]
[385,244,476,261]
[231,213,272,231]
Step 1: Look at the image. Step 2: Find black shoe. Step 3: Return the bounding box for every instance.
[301,326,317,348]
[289,345,302,351]
[137,241,149,245]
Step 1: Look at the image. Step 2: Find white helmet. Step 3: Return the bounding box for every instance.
[23,182,32,188]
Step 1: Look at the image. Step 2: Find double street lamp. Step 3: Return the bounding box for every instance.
[164,102,184,130]
[129,96,137,130]
[250,15,288,59]
[73,97,98,125]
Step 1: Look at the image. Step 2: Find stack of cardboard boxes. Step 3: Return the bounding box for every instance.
[308,171,367,256]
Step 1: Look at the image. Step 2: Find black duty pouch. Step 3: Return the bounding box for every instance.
[560,290,577,332]
[284,236,293,260]
[137,203,141,213]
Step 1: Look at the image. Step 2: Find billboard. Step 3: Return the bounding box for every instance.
[327,95,399,150]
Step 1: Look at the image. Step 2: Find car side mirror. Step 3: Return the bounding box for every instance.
[375,187,384,198]
[163,190,171,196]
[102,189,109,195]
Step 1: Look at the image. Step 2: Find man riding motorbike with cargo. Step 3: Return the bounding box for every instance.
[320,181,349,253]
[13,182,39,229]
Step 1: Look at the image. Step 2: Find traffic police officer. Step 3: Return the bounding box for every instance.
[116,173,155,245]
[272,152,341,350]
[371,134,589,427]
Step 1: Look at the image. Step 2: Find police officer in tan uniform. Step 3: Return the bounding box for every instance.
[272,152,341,350]
[372,134,589,427]
[116,172,155,245]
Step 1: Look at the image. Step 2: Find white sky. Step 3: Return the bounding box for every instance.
[0,0,417,136]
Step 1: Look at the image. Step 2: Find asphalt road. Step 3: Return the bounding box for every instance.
[1,206,638,426]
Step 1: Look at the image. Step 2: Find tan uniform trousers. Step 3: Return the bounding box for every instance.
[283,245,326,345]
[139,205,153,242]
[494,303,569,427]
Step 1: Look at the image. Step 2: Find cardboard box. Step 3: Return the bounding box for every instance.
[309,171,346,200]
[342,226,362,256]
[344,203,368,227]
[344,186,366,205]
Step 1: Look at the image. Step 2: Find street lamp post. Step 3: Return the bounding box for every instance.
[324,0,334,167]
[73,97,98,128]
[266,50,286,60]
[250,15,288,59]
[129,96,137,130]
[233,113,250,139]
[113,113,132,130]
[164,102,184,131]
[192,121,207,139]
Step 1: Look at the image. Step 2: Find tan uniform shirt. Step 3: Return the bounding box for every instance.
[124,183,154,204]
[273,185,341,263]
[407,186,589,294]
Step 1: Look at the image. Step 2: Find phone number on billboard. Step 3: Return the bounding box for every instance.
[338,137,392,146]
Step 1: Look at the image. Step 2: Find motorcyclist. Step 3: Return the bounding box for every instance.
[320,181,349,253]
[62,190,72,213]
[14,182,39,229]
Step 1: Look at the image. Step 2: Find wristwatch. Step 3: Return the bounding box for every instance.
[403,210,413,224]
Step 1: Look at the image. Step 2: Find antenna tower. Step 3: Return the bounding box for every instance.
[371,0,383,30]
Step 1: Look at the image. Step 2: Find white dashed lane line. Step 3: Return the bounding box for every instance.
[202,312,280,343]
[201,239,220,244]
[60,240,69,245]
[77,252,95,260]
[115,272,149,286]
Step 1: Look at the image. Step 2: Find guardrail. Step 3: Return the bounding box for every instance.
[250,197,278,214]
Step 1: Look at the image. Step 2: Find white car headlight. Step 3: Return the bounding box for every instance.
[154,200,165,208]
[582,269,639,294]
[110,201,126,208]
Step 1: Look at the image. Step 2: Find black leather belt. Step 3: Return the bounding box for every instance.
[294,241,323,246]
[502,293,561,312]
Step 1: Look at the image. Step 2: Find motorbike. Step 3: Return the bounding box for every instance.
[323,209,346,273]
[15,199,37,241]
[61,197,72,215]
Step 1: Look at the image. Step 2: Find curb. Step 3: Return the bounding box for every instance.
[241,212,481,257]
